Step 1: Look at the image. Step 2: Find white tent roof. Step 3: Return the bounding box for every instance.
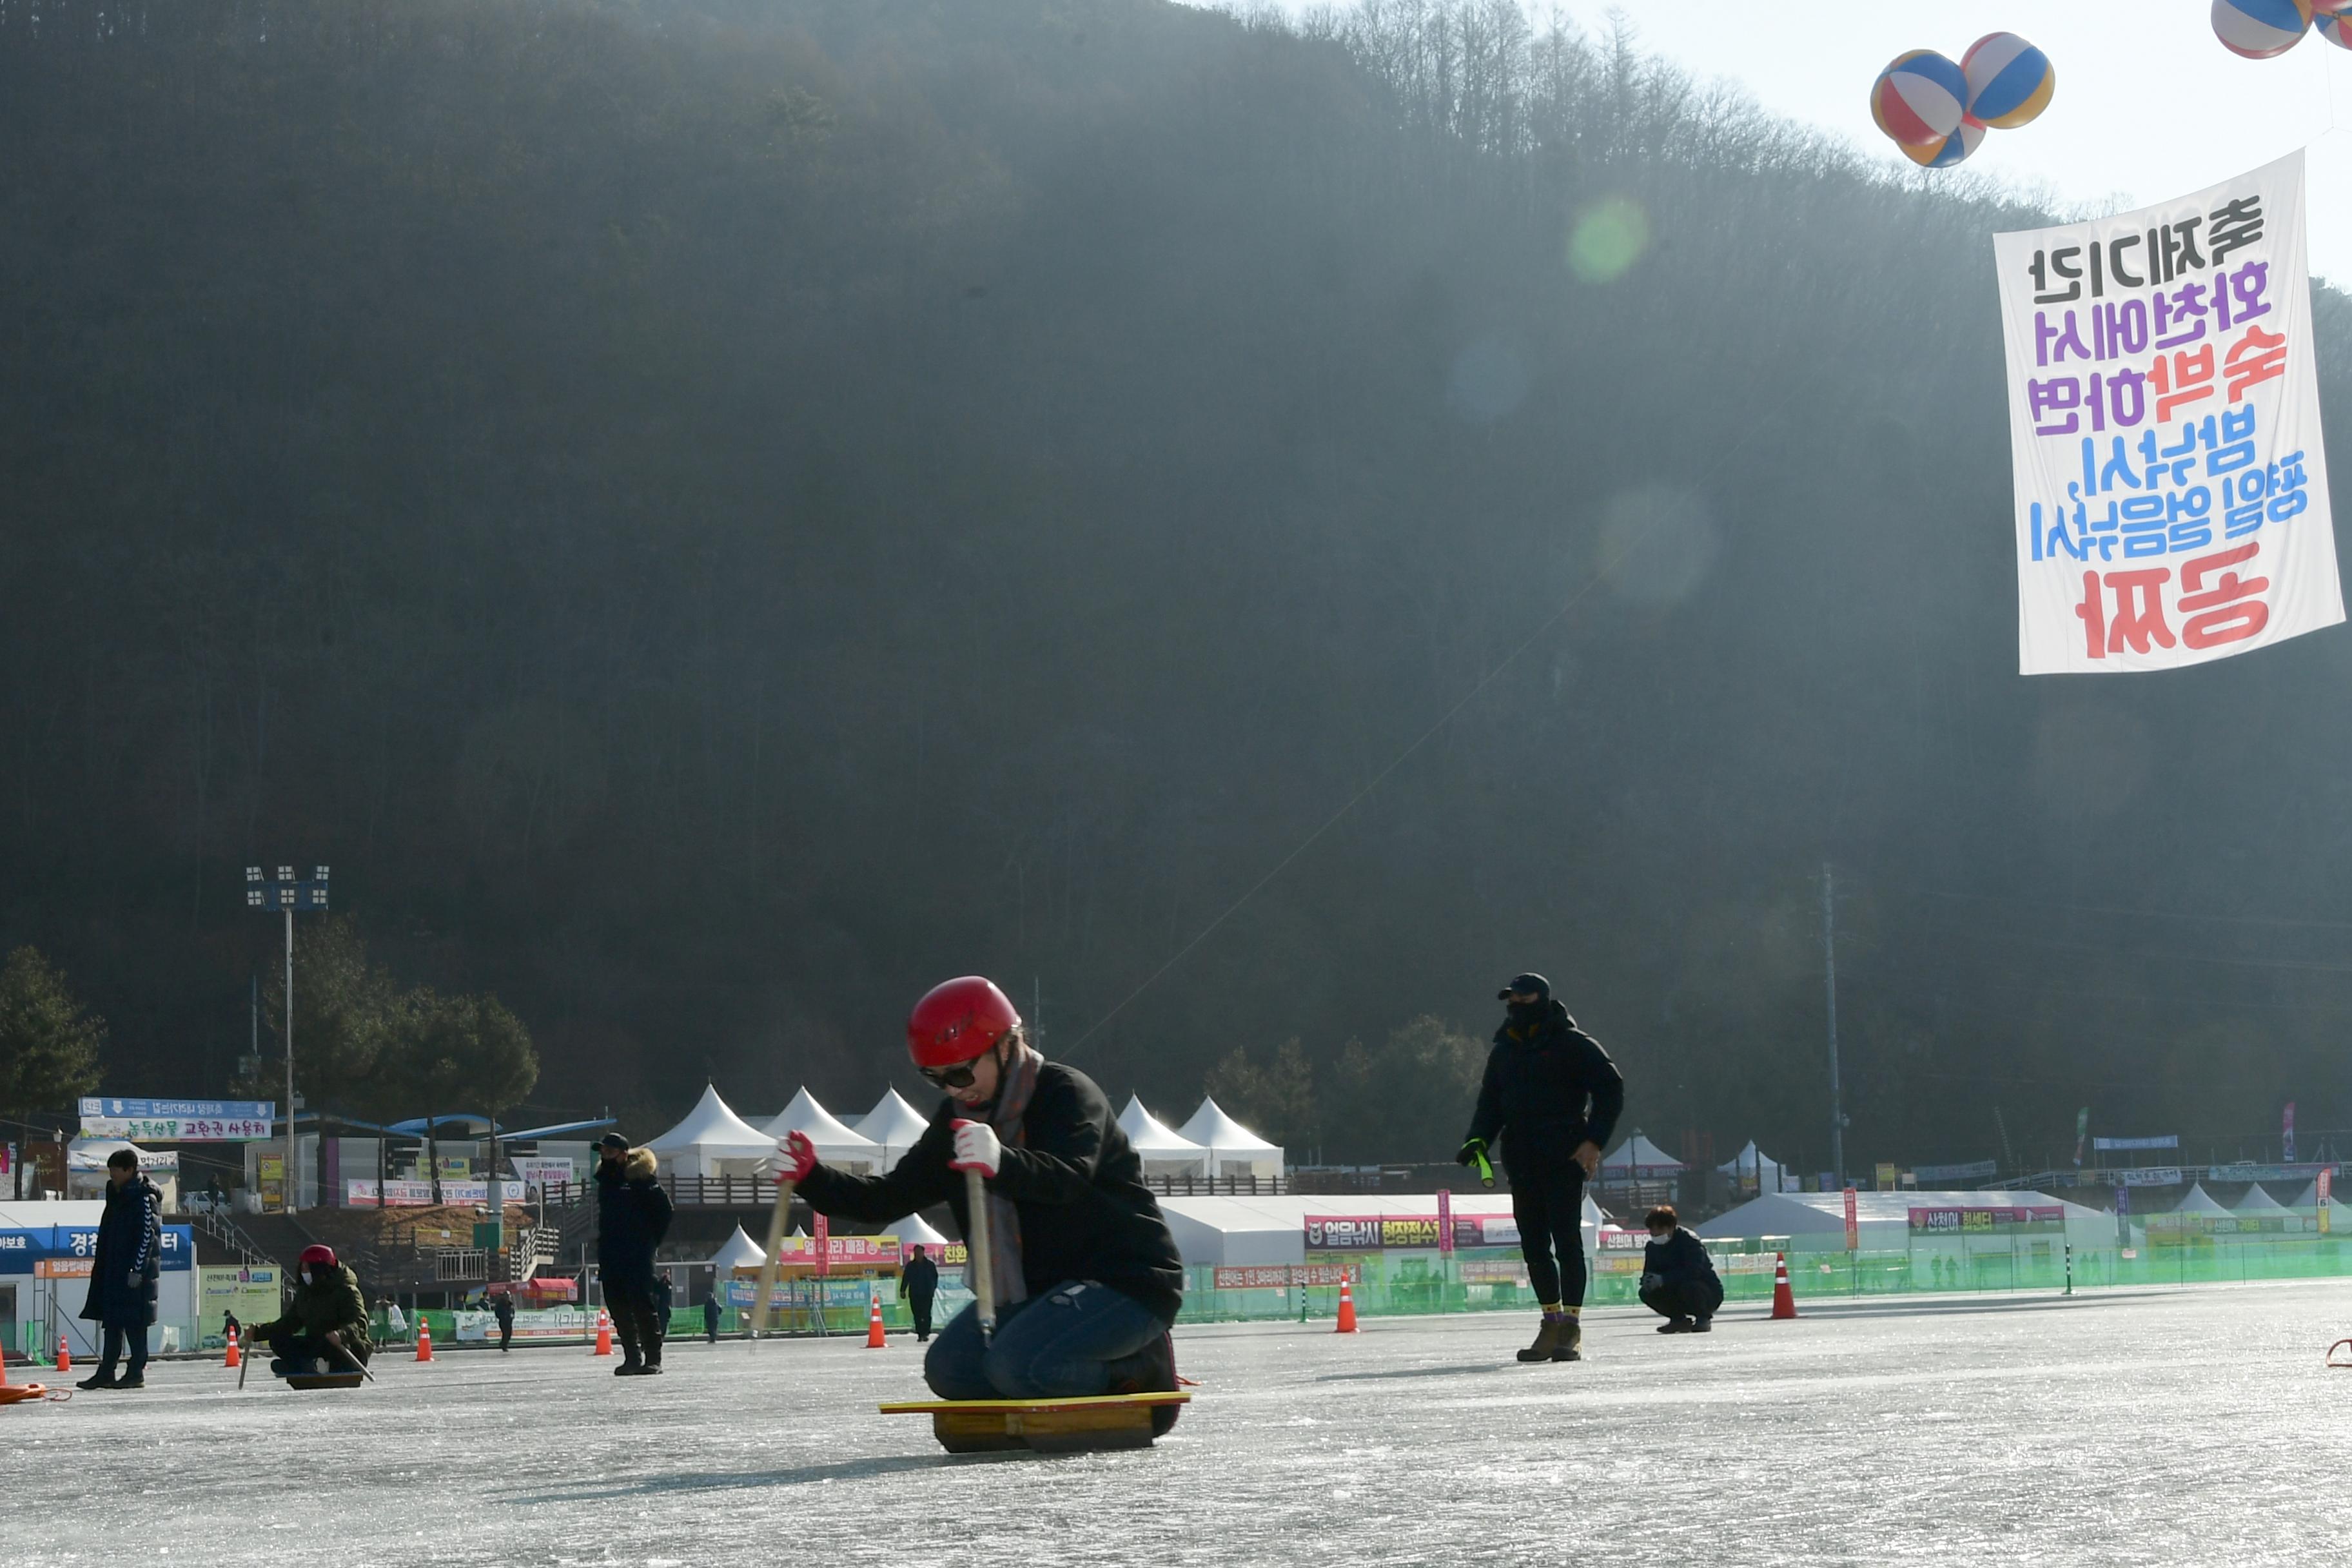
[1176,1097,1282,1157]
[1716,1141,1787,1179]
[760,1088,879,1156]
[1698,1189,2108,1242]
[890,1211,952,1251]
[67,1138,177,1173]
[854,1089,934,1152]
[707,1225,769,1271]
[645,1084,774,1157]
[2172,1182,2233,1215]
[1601,1130,1687,1174]
[1117,1095,1210,1157]
[2231,1182,2289,1212]
[2285,1181,2352,1211]
[1161,1193,1590,1268]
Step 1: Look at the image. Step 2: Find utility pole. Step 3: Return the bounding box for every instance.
[248,865,328,1213]
[1822,862,1847,1188]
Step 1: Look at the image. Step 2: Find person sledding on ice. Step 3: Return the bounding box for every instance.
[246,1244,373,1379]
[776,976,1186,1425]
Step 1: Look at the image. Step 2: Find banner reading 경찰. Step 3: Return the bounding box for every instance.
[1996,150,2340,674]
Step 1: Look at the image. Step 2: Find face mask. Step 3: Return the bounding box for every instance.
[1649,1231,1672,1244]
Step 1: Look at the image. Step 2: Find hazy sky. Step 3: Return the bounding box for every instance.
[1240,0,2352,283]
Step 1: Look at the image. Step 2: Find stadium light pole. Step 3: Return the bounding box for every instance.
[248,864,329,1213]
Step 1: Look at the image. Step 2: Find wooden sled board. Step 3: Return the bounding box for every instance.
[879,1391,1190,1455]
[283,1372,367,1391]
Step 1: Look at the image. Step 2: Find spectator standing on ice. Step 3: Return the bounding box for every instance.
[1458,972,1625,1365]
[1638,1204,1722,1333]
[654,1271,675,1341]
[701,1288,721,1343]
[776,976,1186,1416]
[594,1132,674,1376]
[900,1244,940,1341]
[492,1289,516,1351]
[77,1148,162,1389]
[383,1298,408,1345]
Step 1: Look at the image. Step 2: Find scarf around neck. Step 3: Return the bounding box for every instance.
[978,1041,1044,1313]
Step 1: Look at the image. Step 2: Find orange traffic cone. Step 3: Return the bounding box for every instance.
[1770,1251,1799,1320]
[865,1294,887,1348]
[593,1309,614,1357]
[57,1333,70,1373]
[416,1320,435,1362]
[1334,1275,1359,1334]
[225,1327,241,1369]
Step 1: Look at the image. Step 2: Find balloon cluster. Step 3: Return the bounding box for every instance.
[1870,34,2053,170]
[2212,0,2352,58]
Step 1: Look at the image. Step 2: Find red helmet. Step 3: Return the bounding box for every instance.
[299,1244,337,1270]
[907,976,1021,1069]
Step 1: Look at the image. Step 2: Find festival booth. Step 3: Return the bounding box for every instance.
[1115,1097,1211,1179]
[0,1199,199,1360]
[707,1225,769,1275]
[1175,1098,1284,1179]
[644,1085,774,1180]
[1698,1188,2110,1298]
[2171,1182,2233,1216]
[1716,1141,1790,1197]
[762,1088,880,1177]
[2231,1183,2288,1213]
[65,1140,180,1207]
[847,1090,932,1173]
[1596,1130,1686,1208]
[1160,1193,1600,1323]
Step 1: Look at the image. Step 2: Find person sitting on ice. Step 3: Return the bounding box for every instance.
[1638,1204,1723,1334]
[246,1244,373,1377]
[776,975,1186,1411]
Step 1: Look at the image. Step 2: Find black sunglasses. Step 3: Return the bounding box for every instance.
[920,1061,981,1090]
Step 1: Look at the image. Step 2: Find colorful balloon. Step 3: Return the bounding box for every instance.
[2211,0,2313,59]
[1898,118,1985,170]
[2313,0,2352,14]
[1870,50,1967,146]
[1961,33,2055,128]
[2322,10,2352,43]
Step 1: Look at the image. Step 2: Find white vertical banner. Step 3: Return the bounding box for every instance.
[1996,151,2340,674]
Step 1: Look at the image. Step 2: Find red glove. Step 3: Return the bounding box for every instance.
[775,1130,818,1184]
[948,1119,1001,1179]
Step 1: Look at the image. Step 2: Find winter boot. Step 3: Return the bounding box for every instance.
[1656,1316,1694,1335]
[1689,1316,1712,1333]
[113,1374,146,1389]
[75,1370,119,1391]
[615,1349,646,1377]
[1516,1315,1566,1363]
[1552,1313,1582,1362]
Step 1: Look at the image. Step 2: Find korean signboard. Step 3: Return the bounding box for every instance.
[1997,152,2339,672]
[1210,1264,1358,1291]
[79,1097,275,1142]
[1907,1206,2065,1234]
[1304,1216,1445,1251]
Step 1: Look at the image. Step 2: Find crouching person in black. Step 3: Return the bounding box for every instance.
[1638,1205,1723,1334]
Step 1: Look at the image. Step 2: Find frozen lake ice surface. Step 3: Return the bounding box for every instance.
[6,1280,2346,1567]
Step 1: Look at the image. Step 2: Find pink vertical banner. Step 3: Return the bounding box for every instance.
[812,1212,830,1278]
[1842,1187,1859,1251]
[1436,1189,1454,1255]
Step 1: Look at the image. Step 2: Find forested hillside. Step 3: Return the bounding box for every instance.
[3,0,2347,1168]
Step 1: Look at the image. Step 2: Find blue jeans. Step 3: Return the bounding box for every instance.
[923,1281,1164,1400]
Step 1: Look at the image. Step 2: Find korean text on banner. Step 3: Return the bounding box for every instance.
[1996,151,2340,674]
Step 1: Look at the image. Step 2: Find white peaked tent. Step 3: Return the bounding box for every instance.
[707,1225,769,1273]
[1176,1097,1284,1179]
[1716,1141,1789,1193]
[646,1084,776,1179]
[1116,1095,1211,1176]
[1601,1130,1688,1181]
[762,1088,881,1175]
[854,1090,935,1172]
[2284,1181,2352,1225]
[2172,1182,2232,1215]
[2233,1183,2289,1212]
[889,1211,952,1253]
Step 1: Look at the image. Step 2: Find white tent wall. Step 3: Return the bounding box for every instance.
[1698,1190,2112,1255]
[1115,1096,1211,1177]
[1159,1193,1590,1269]
[0,1200,201,1360]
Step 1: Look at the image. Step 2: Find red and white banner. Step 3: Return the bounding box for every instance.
[1997,151,2338,673]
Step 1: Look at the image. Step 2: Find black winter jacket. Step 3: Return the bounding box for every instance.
[799,1062,1186,1325]
[899,1253,940,1302]
[1641,1226,1717,1287]
[81,1174,162,1328]
[1462,1000,1625,1174]
[594,1148,674,1284]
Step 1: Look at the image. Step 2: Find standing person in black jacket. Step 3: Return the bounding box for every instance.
[1458,972,1626,1365]
[491,1289,516,1352]
[775,976,1185,1421]
[1638,1205,1723,1333]
[899,1244,940,1342]
[594,1133,674,1376]
[77,1149,162,1390]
